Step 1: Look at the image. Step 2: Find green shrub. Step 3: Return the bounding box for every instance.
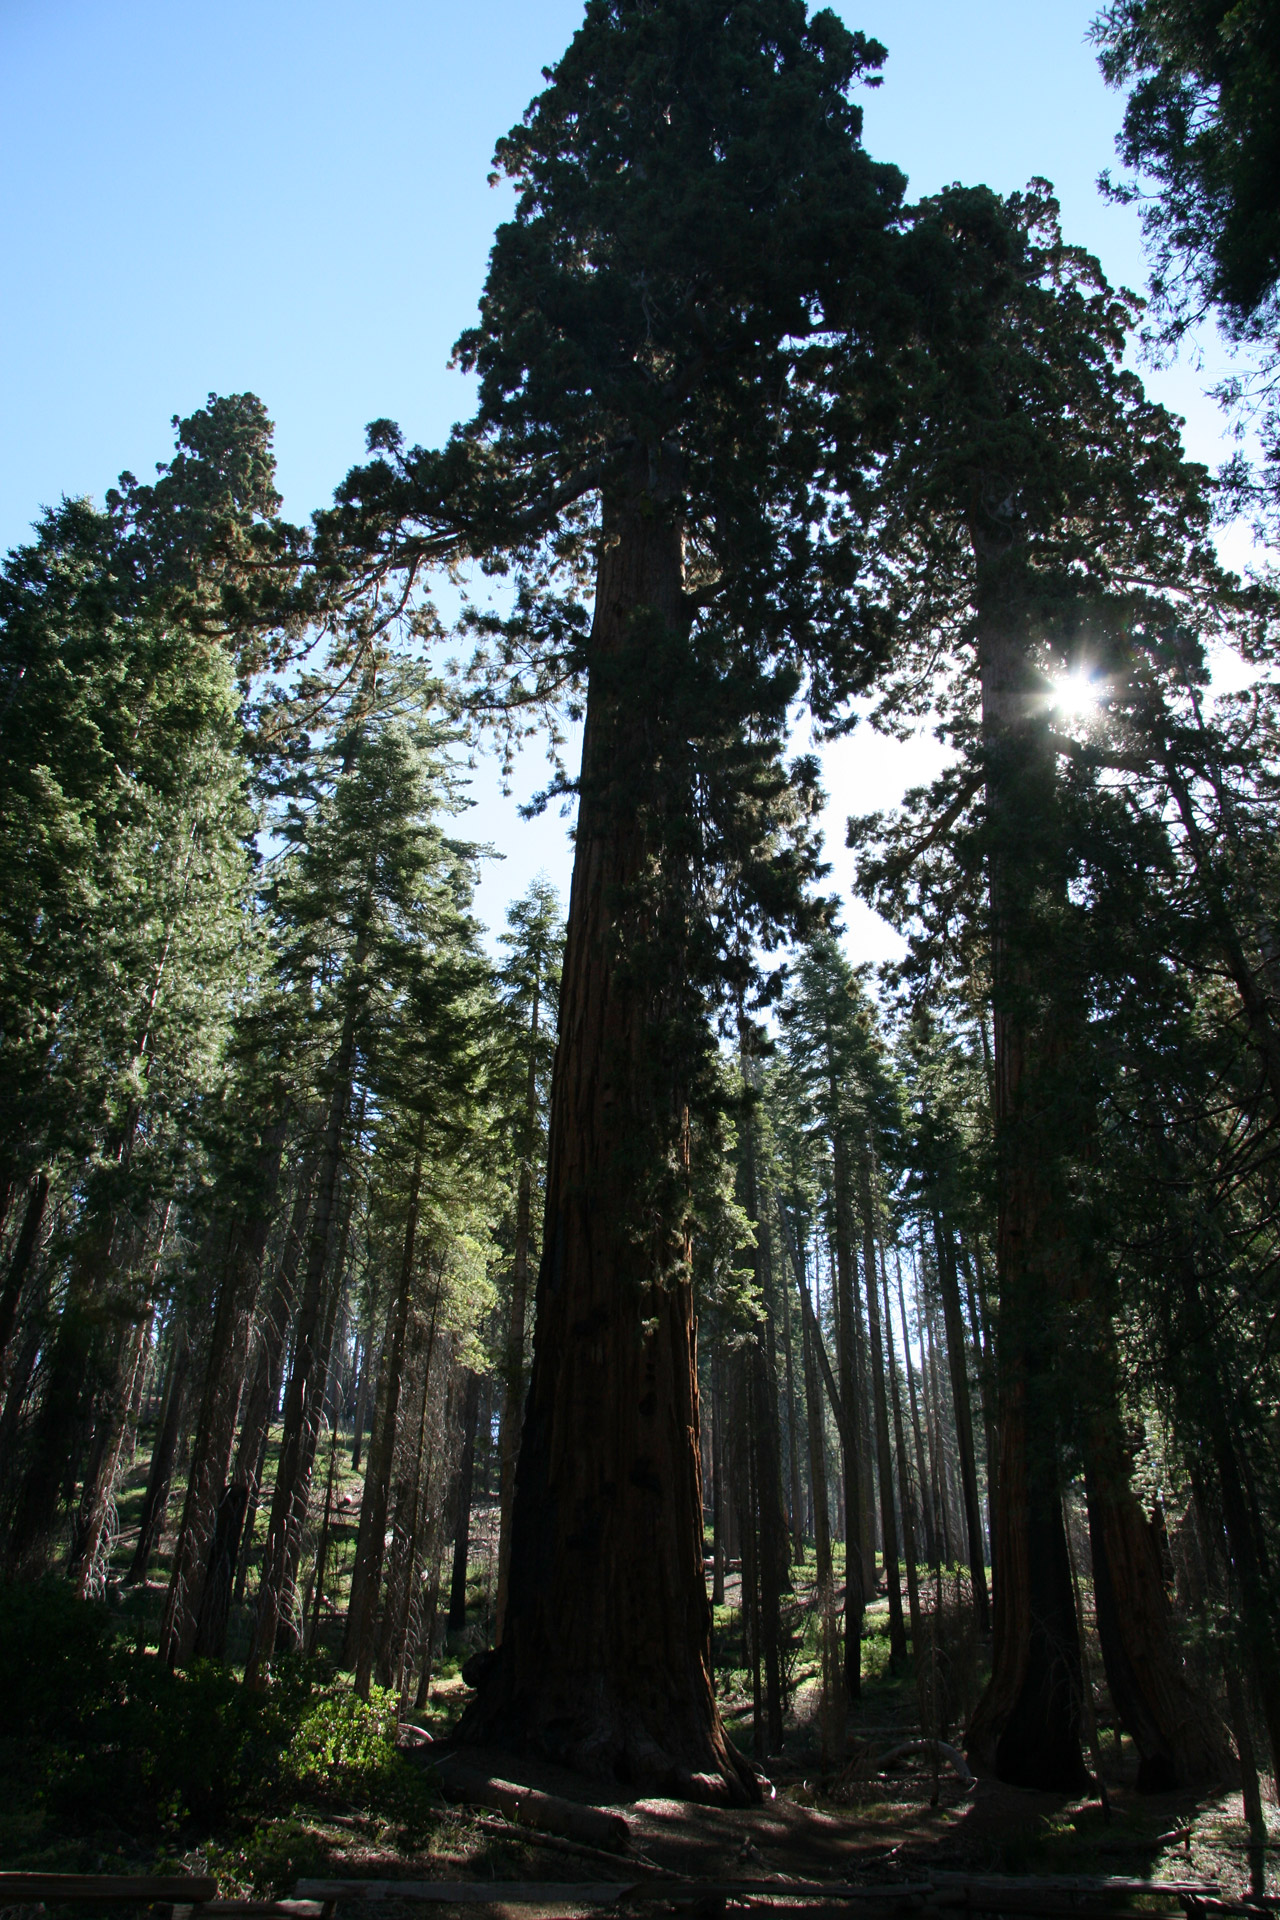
[0,1582,284,1836]
[283,1685,400,1800]
[0,1583,439,1853]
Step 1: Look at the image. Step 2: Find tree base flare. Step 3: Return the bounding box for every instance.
[455,1655,761,1808]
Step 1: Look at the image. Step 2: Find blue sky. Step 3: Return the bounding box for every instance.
[0,0,1240,953]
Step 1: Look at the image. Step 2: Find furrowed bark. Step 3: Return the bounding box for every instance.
[457,477,757,1805]
[963,549,1087,1790]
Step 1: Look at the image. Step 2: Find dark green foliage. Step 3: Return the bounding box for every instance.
[1094,0,1280,333]
[0,1581,430,1847]
[0,1579,280,1833]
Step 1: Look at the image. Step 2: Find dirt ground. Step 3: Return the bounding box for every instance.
[288,1716,1279,1920]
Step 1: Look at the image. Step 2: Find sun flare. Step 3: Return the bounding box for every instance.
[1050,670,1102,718]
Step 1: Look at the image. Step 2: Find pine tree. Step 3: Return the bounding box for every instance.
[492,880,564,1643]
[0,395,301,1575]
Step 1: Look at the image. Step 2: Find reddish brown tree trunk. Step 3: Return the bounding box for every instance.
[1086,1435,1230,1789]
[458,482,756,1804]
[965,541,1221,1789]
[963,563,1088,1789]
[738,1108,787,1748]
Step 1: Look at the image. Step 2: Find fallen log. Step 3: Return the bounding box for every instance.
[188,1905,331,1918]
[927,1877,1217,1897]
[0,1876,218,1905]
[293,1884,634,1908]
[869,1742,974,1785]
[421,1763,631,1856]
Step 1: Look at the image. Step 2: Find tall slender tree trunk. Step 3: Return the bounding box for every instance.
[127,1313,191,1582]
[738,1070,788,1743]
[933,1216,990,1629]
[710,1346,726,1606]
[860,1164,906,1669]
[497,977,541,1641]
[229,1155,314,1602]
[346,1135,424,1690]
[734,1351,765,1758]
[960,1240,998,1573]
[0,1172,48,1399]
[158,1144,282,1666]
[448,1367,482,1633]
[779,1254,804,1564]
[376,1301,443,1688]
[245,1011,360,1683]
[458,477,756,1803]
[884,1262,924,1672]
[69,1310,154,1596]
[798,1253,833,1585]
[350,1327,371,1471]
[5,1206,115,1568]
[272,1173,354,1659]
[831,1138,866,1703]
[926,1302,960,1566]
[897,1263,936,1571]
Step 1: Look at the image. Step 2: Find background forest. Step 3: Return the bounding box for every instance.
[2,0,1280,1900]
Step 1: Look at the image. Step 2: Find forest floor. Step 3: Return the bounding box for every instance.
[3,1444,1274,1917]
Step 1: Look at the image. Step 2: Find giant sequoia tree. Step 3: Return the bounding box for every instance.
[848,184,1243,1789]
[322,0,904,1798]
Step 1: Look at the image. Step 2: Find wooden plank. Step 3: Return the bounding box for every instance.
[663,1887,936,1902]
[293,1886,635,1908]
[191,1904,331,1917]
[928,1879,1217,1899]
[0,1876,218,1905]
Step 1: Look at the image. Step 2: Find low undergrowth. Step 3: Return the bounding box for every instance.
[0,1580,444,1889]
